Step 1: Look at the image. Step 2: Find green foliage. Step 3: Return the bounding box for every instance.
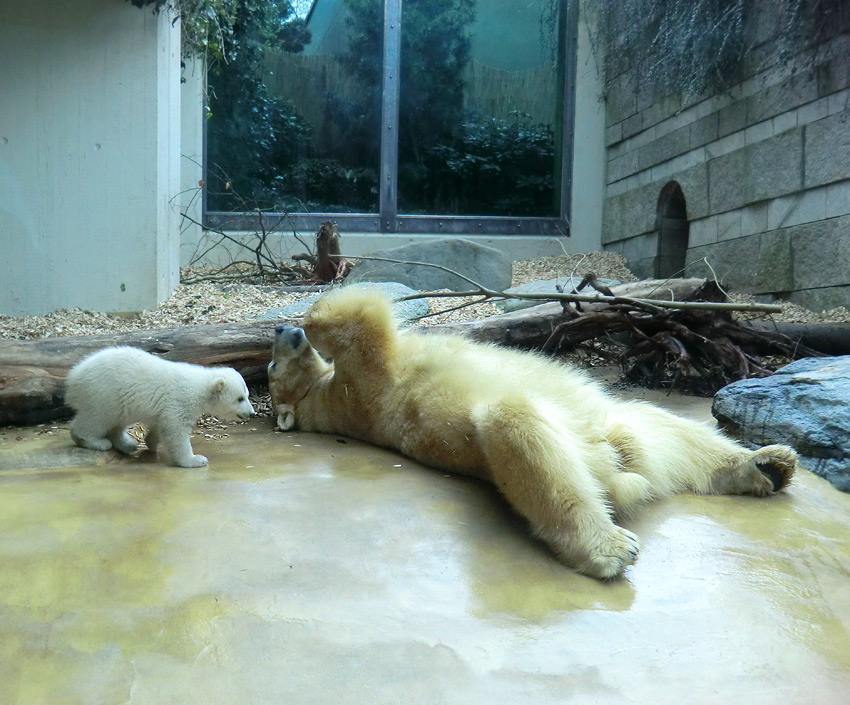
[339,0,477,208]
[198,1,311,208]
[420,113,555,216]
[273,158,379,213]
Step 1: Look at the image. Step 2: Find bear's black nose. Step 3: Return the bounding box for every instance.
[275,324,305,348]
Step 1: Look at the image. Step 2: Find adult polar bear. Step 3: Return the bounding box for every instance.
[66,347,255,467]
[268,288,797,580]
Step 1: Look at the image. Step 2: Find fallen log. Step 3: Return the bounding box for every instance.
[741,320,850,357]
[3,278,847,426]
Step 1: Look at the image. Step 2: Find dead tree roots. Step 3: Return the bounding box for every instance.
[542,277,824,395]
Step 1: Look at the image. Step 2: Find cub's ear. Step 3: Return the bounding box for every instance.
[211,377,227,395]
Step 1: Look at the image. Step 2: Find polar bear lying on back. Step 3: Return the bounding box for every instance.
[267,287,797,580]
[65,346,255,467]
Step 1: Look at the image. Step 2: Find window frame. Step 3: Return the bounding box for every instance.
[203,0,578,238]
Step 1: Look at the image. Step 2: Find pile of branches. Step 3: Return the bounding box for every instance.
[541,275,823,395]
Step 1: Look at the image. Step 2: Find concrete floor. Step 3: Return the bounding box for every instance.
[2,386,850,705]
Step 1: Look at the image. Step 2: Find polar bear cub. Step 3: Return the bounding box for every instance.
[65,346,255,467]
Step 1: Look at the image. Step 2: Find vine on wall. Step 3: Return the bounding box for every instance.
[582,0,849,100]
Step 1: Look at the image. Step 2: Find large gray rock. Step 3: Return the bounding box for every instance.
[345,238,512,292]
[256,282,428,324]
[712,356,850,492]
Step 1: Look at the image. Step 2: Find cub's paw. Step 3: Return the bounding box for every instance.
[72,433,113,452]
[753,445,797,493]
[578,526,641,580]
[112,432,140,455]
[177,454,209,468]
[276,404,296,431]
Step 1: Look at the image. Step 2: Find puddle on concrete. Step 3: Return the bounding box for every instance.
[2,411,850,704]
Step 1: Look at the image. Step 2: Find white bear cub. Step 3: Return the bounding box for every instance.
[65,346,255,467]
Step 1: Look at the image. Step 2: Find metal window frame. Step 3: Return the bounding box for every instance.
[204,0,578,238]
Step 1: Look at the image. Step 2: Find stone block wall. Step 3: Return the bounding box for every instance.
[602,12,850,310]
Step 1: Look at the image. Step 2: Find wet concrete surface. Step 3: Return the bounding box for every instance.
[2,386,850,705]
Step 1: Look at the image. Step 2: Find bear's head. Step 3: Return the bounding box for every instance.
[209,368,255,420]
[268,323,332,413]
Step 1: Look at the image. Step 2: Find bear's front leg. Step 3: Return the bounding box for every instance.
[158,427,208,468]
[275,404,296,431]
[475,398,639,580]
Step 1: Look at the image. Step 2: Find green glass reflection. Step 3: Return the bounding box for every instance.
[206,0,382,213]
[398,0,561,217]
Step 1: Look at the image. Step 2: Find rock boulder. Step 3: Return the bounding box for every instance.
[712,356,850,492]
[344,238,512,292]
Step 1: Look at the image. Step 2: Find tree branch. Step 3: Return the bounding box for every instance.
[346,255,784,315]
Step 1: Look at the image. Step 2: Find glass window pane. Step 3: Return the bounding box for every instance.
[206,0,382,213]
[398,0,561,217]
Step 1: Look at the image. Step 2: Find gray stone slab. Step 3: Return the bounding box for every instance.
[675,163,710,220]
[684,235,761,292]
[344,238,512,293]
[709,129,803,212]
[786,284,850,312]
[805,107,850,188]
[755,230,793,293]
[602,183,659,244]
[817,48,850,97]
[621,112,644,141]
[750,129,805,202]
[789,215,850,290]
[689,113,719,149]
[637,125,691,172]
[712,356,850,492]
[747,72,819,125]
[717,101,747,138]
[606,71,637,126]
[257,282,429,323]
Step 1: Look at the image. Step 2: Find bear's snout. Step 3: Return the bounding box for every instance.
[275,324,306,350]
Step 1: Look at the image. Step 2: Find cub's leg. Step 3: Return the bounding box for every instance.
[157,426,208,468]
[109,427,139,455]
[145,427,160,453]
[474,397,639,580]
[70,416,113,451]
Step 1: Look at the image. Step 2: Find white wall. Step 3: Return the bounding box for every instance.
[178,56,205,264]
[0,0,181,316]
[568,8,607,254]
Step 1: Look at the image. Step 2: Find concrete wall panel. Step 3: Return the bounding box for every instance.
[0,0,181,315]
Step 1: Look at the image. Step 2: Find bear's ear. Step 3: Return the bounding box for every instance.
[211,377,227,395]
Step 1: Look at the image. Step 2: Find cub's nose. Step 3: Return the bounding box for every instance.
[275,324,306,348]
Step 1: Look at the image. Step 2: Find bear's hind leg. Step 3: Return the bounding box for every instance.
[475,398,639,580]
[109,427,139,455]
[708,445,797,497]
[607,471,654,517]
[603,402,796,499]
[70,417,113,451]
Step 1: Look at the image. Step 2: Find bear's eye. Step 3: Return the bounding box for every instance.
[237,396,246,403]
